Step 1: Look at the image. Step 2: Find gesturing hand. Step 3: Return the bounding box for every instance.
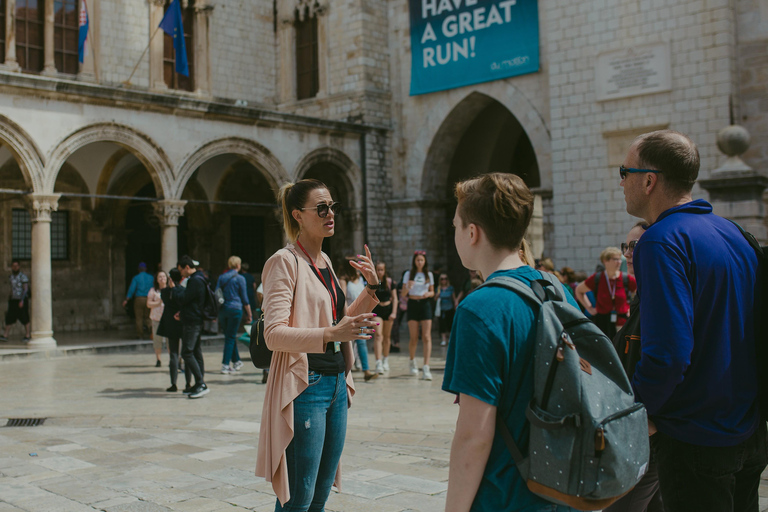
[350,244,378,287]
[327,313,379,342]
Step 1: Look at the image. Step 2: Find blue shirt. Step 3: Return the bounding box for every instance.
[633,200,759,447]
[126,271,153,299]
[439,285,455,312]
[216,269,250,311]
[442,266,579,512]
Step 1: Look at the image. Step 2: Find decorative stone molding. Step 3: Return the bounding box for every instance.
[0,114,45,192]
[277,0,328,24]
[44,122,173,197]
[153,200,187,227]
[173,137,290,198]
[147,0,165,5]
[26,194,60,223]
[293,147,362,208]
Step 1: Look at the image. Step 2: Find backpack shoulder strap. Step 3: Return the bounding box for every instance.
[478,275,543,305]
[622,272,629,289]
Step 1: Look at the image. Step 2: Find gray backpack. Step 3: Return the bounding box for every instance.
[480,272,649,511]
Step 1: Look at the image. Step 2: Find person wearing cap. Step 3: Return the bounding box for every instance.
[123,262,155,340]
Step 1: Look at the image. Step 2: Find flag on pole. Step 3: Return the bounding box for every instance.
[159,0,189,77]
[78,0,89,64]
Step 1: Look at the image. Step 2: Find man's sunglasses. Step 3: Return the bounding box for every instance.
[299,202,341,218]
[619,165,662,180]
[621,240,639,254]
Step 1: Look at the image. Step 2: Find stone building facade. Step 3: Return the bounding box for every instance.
[0,0,765,345]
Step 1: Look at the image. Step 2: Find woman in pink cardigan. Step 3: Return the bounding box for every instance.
[255,179,380,511]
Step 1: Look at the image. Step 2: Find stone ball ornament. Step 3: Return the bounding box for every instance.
[716,125,751,157]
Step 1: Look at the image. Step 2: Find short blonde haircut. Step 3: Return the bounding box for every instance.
[600,247,622,262]
[228,256,242,269]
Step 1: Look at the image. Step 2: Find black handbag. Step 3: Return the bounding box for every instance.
[250,251,299,370]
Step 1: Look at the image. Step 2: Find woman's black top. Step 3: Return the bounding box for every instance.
[307,266,347,375]
[374,277,392,303]
[156,287,182,339]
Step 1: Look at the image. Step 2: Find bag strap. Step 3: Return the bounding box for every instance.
[496,415,525,466]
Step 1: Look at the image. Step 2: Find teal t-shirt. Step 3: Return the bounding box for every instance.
[442,266,579,512]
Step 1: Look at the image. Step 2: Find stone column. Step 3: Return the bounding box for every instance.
[42,0,56,75]
[153,200,186,272]
[193,3,213,96]
[148,0,167,90]
[3,0,20,71]
[699,125,768,243]
[26,194,60,349]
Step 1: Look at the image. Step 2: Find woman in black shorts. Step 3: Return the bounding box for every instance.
[372,262,397,374]
[402,251,435,380]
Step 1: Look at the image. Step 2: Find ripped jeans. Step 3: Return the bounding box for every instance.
[276,371,348,512]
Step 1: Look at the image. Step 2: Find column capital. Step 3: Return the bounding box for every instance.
[26,194,60,223]
[147,0,165,6]
[153,199,187,227]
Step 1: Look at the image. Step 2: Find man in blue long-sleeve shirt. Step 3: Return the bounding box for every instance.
[122,262,154,339]
[620,129,766,512]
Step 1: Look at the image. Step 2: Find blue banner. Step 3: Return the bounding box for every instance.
[409,0,539,95]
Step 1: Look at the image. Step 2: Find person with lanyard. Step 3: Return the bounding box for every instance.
[255,179,381,512]
[575,246,637,338]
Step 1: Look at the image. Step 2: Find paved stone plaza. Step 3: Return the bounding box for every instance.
[0,343,454,511]
[2,342,768,512]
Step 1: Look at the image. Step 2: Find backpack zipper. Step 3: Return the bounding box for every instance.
[541,332,576,409]
[594,402,645,455]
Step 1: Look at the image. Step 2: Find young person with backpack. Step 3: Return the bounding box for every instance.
[443,173,649,512]
[443,173,580,512]
[172,255,210,399]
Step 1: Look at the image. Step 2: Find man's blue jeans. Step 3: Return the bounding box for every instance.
[219,307,242,366]
[275,372,348,512]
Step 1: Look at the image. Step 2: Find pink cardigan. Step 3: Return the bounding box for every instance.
[254,245,378,505]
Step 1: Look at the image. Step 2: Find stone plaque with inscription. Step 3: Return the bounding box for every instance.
[595,43,671,101]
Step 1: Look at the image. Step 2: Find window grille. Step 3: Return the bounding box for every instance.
[51,211,68,260]
[12,209,69,261]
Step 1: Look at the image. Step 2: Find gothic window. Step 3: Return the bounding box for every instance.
[16,0,45,72]
[163,1,194,92]
[295,7,318,100]
[12,209,69,261]
[54,0,78,75]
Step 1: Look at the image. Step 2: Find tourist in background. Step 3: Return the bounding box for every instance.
[403,250,435,380]
[146,271,168,367]
[216,255,252,374]
[436,273,457,346]
[158,268,187,392]
[122,262,153,339]
[340,264,378,381]
[372,261,397,373]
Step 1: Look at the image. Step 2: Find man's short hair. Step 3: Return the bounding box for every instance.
[454,173,534,251]
[633,130,699,195]
[177,255,196,269]
[228,256,242,269]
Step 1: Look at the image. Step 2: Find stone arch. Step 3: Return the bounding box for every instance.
[294,147,362,209]
[0,114,45,192]
[44,122,173,197]
[173,137,289,199]
[419,87,551,199]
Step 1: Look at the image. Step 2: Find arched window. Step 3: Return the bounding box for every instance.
[295,7,318,100]
[163,0,194,91]
[54,0,78,75]
[16,0,45,72]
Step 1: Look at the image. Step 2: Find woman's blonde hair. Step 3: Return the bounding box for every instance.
[278,179,327,241]
[227,255,241,269]
[519,238,535,267]
[600,247,622,262]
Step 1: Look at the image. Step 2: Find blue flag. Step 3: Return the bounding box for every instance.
[78,0,89,64]
[159,0,189,77]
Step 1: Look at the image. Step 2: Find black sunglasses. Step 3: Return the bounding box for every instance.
[621,240,639,254]
[619,165,662,180]
[299,202,341,218]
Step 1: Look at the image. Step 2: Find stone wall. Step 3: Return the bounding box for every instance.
[737,0,768,171]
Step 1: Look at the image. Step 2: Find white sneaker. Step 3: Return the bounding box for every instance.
[409,359,418,375]
[375,360,384,374]
[232,361,244,371]
[382,357,390,372]
[422,365,432,381]
[440,340,447,346]
[221,364,235,374]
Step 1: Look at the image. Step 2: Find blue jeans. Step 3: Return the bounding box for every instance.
[276,372,348,512]
[354,339,369,370]
[219,307,242,366]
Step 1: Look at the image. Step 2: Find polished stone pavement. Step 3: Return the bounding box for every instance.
[0,343,454,511]
[1,342,768,512]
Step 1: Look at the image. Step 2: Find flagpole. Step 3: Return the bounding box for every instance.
[123,25,161,86]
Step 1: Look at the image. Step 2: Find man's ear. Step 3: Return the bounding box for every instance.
[469,223,480,246]
[644,173,659,196]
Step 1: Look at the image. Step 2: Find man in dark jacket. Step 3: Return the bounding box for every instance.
[620,130,766,512]
[173,255,209,399]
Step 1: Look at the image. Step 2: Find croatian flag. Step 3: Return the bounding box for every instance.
[78,0,89,64]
